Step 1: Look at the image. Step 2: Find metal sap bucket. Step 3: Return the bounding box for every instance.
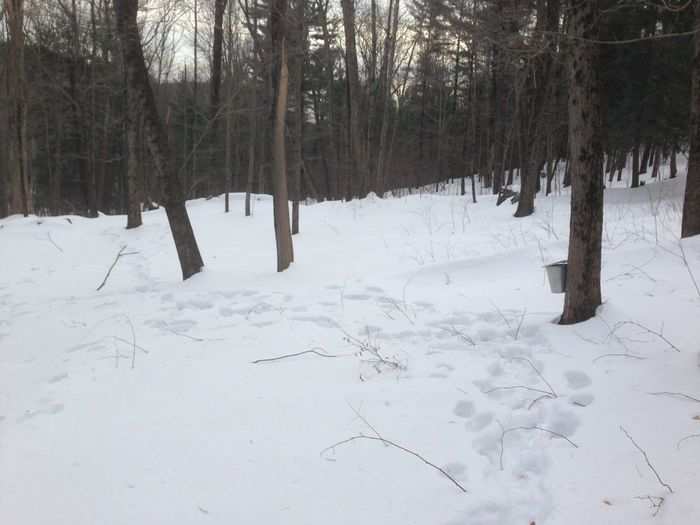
[545,260,568,293]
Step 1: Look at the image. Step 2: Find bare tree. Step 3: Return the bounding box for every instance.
[270,0,294,271]
[5,0,31,216]
[682,0,700,238]
[114,0,204,279]
[560,0,603,324]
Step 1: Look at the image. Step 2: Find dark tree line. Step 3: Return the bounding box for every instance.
[0,0,695,216]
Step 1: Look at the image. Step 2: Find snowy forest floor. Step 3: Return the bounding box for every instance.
[1,169,700,525]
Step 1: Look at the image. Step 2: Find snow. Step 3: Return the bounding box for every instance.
[1,167,700,524]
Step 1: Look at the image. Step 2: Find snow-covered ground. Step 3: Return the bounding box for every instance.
[1,168,699,524]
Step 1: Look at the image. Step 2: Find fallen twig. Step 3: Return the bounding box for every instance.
[96,246,138,291]
[440,325,476,346]
[252,348,338,364]
[635,495,665,517]
[609,321,680,352]
[676,433,700,450]
[46,232,63,253]
[592,353,647,363]
[498,424,579,470]
[620,426,673,494]
[321,435,467,493]
[648,391,700,403]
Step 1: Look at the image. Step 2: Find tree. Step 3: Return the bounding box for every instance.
[560,0,604,325]
[5,0,31,217]
[114,0,204,280]
[682,0,700,238]
[270,0,295,271]
[340,0,366,199]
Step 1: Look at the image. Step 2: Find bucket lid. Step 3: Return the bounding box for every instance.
[544,260,567,268]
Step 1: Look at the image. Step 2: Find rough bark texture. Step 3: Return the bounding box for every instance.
[271,0,294,271]
[114,0,203,279]
[125,70,142,229]
[682,0,700,238]
[561,0,604,325]
[6,0,32,217]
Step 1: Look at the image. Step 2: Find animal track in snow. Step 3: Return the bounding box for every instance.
[565,370,592,390]
[453,400,476,418]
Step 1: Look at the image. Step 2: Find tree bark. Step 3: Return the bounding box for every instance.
[561,0,604,325]
[115,0,203,279]
[682,0,700,238]
[126,64,142,229]
[271,0,294,271]
[6,0,32,217]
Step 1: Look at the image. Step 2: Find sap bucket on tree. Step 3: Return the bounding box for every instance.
[545,260,568,293]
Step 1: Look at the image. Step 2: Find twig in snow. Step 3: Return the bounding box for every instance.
[483,385,555,398]
[634,495,665,517]
[509,355,558,398]
[676,434,700,450]
[321,435,467,493]
[648,391,700,403]
[251,348,339,364]
[678,240,700,299]
[46,232,63,253]
[592,353,647,363]
[113,336,149,355]
[125,316,137,369]
[514,309,527,340]
[346,402,386,444]
[96,246,138,291]
[609,321,681,352]
[342,328,404,374]
[620,426,673,494]
[498,425,579,470]
[440,325,476,346]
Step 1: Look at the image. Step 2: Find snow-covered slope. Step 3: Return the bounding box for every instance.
[1,174,699,524]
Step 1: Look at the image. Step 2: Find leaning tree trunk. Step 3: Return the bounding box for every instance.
[270,0,294,271]
[114,0,203,279]
[561,0,604,325]
[682,0,700,238]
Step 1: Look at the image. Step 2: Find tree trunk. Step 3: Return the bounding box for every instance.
[670,146,677,179]
[6,0,32,217]
[375,0,400,196]
[126,64,143,229]
[291,0,305,235]
[271,0,294,271]
[115,0,203,279]
[210,0,228,197]
[683,0,700,238]
[340,0,366,199]
[561,0,604,325]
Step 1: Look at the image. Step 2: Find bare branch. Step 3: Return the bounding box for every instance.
[96,246,138,291]
[620,426,673,494]
[499,425,579,470]
[321,435,467,493]
[252,348,339,364]
[648,391,700,403]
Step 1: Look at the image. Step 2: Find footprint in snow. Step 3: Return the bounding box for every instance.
[570,393,594,407]
[453,400,476,418]
[565,370,592,390]
[465,412,494,432]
